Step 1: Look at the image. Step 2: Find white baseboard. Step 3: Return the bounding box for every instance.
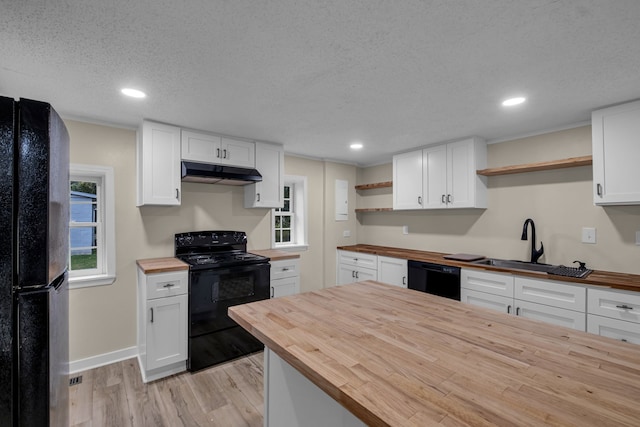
[69,346,138,374]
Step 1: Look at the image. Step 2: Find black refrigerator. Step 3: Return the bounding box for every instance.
[0,97,70,426]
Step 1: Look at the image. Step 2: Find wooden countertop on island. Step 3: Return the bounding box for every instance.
[229,281,640,426]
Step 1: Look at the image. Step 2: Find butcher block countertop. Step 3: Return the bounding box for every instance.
[136,257,189,274]
[338,244,640,292]
[229,281,640,426]
[249,249,300,261]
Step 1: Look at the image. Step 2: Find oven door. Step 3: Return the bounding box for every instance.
[189,262,270,337]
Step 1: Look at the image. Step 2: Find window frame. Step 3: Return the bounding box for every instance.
[69,164,116,288]
[272,175,308,250]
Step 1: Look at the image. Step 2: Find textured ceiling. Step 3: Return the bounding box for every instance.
[2,0,640,165]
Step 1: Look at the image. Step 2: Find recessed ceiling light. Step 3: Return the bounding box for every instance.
[121,88,147,98]
[502,97,526,107]
[350,142,363,150]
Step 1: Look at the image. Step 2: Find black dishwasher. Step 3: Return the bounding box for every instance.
[408,260,461,301]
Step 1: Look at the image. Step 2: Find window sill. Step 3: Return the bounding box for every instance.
[272,244,308,252]
[69,274,116,289]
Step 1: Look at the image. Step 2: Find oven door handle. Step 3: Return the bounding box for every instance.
[212,281,220,302]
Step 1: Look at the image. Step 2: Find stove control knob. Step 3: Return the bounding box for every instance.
[177,236,184,245]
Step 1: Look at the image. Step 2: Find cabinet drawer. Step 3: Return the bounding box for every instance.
[337,250,377,269]
[515,277,586,312]
[271,259,300,280]
[145,271,188,299]
[587,314,640,345]
[461,269,513,298]
[461,288,513,315]
[588,288,640,324]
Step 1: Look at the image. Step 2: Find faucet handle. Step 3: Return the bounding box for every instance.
[573,260,587,270]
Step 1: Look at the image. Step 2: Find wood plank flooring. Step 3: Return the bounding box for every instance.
[69,352,264,427]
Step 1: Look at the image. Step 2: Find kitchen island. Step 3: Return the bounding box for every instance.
[229,281,640,426]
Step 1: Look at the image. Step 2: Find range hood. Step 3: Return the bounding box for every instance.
[181,161,262,186]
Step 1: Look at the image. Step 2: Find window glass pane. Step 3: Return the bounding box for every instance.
[282,216,290,228]
[70,180,97,195]
[282,230,291,242]
[275,230,281,242]
[70,224,97,271]
[275,215,281,228]
[283,200,290,212]
[284,186,290,199]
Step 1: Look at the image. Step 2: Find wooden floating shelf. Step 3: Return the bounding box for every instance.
[355,208,394,213]
[354,181,393,190]
[476,155,592,176]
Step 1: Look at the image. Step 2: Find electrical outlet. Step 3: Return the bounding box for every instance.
[343,230,351,238]
[402,225,409,235]
[636,231,640,246]
[582,227,596,244]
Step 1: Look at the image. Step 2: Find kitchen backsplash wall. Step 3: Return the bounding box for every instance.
[356,126,640,275]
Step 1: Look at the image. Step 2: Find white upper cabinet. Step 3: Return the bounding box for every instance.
[137,120,182,206]
[245,142,284,208]
[393,137,487,210]
[592,100,640,205]
[181,130,255,168]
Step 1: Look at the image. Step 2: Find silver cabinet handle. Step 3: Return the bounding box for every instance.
[352,271,355,278]
[216,148,221,158]
[163,283,175,288]
[402,276,406,285]
[418,196,422,205]
[621,338,628,342]
[355,271,359,279]
[257,193,261,202]
[516,307,520,316]
[223,149,228,159]
[507,305,511,314]
[447,194,452,203]
[176,188,180,200]
[596,183,602,197]
[271,286,274,298]
[282,268,290,271]
[616,304,633,310]
[150,307,154,323]
[441,194,446,204]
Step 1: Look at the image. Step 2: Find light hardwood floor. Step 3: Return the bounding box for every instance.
[69,352,264,427]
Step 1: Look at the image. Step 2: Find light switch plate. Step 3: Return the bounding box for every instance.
[636,231,640,246]
[343,230,351,238]
[582,227,596,244]
[402,225,409,235]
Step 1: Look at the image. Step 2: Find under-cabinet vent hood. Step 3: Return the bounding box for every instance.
[181,161,262,186]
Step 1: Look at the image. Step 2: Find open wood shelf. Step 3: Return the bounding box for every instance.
[476,155,592,176]
[355,181,393,190]
[355,208,394,213]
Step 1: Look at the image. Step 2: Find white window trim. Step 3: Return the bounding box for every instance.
[69,163,116,289]
[272,175,308,250]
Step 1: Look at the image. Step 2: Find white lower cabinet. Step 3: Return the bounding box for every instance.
[461,269,586,331]
[377,256,407,288]
[137,268,188,382]
[337,250,378,285]
[270,258,300,298]
[587,287,640,344]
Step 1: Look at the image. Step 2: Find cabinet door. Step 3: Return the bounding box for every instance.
[447,139,476,208]
[461,288,514,315]
[515,300,586,331]
[181,130,221,163]
[245,142,283,208]
[377,256,407,288]
[271,276,300,298]
[392,150,423,210]
[592,100,640,205]
[137,121,182,206]
[587,315,640,345]
[337,265,377,285]
[146,294,188,370]
[423,145,448,209]
[220,137,255,168]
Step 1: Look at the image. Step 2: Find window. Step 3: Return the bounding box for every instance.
[69,164,115,288]
[272,175,307,249]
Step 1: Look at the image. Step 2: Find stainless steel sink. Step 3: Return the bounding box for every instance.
[471,258,556,273]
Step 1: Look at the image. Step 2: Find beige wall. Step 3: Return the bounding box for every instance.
[67,120,354,361]
[356,126,640,275]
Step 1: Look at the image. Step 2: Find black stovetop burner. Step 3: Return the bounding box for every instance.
[175,230,269,269]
